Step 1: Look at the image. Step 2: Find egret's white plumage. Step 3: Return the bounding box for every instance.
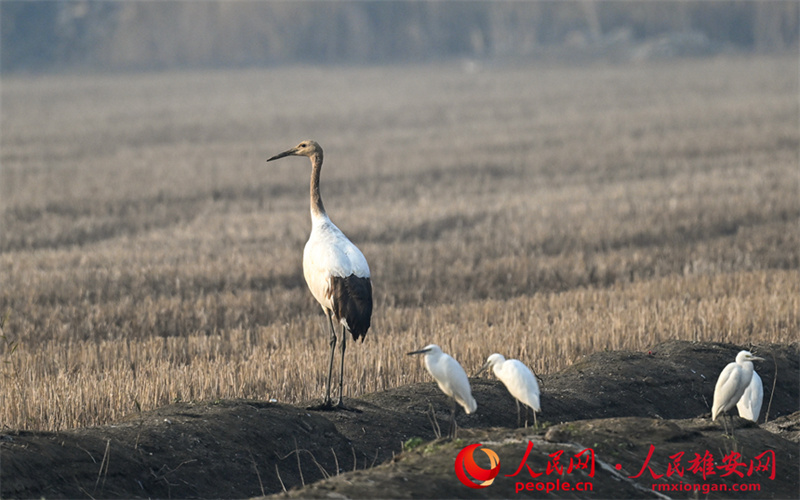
[268,140,372,410]
[712,350,764,434]
[408,344,477,414]
[408,344,476,437]
[478,353,540,427]
[736,370,763,423]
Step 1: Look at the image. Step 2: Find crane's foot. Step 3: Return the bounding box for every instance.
[306,399,362,412]
[335,398,362,413]
[307,399,336,411]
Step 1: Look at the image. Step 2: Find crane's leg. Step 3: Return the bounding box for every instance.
[336,324,347,407]
[516,399,522,428]
[323,312,338,407]
[532,408,537,429]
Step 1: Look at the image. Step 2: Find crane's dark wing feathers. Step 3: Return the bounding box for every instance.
[331,275,372,341]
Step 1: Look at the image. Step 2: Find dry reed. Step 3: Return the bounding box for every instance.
[1,56,798,430]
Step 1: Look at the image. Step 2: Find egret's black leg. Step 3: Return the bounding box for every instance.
[448,398,458,439]
[516,399,521,428]
[720,413,730,436]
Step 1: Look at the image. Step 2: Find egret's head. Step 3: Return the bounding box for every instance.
[407,344,441,357]
[476,353,506,376]
[735,350,764,364]
[267,140,322,162]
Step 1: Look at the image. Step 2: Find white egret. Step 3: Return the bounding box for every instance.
[712,350,764,435]
[477,353,541,428]
[736,370,763,423]
[407,344,477,437]
[268,141,372,410]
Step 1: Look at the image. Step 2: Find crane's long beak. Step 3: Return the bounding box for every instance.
[751,356,765,362]
[267,147,296,162]
[407,348,431,356]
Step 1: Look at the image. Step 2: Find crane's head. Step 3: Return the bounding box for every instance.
[407,344,441,357]
[267,140,322,162]
[735,350,764,364]
[475,353,506,376]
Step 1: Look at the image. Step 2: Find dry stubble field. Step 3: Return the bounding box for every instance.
[1,56,798,431]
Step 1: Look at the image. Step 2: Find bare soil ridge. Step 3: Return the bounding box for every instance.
[2,340,798,499]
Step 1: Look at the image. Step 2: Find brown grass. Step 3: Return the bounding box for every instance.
[1,56,798,431]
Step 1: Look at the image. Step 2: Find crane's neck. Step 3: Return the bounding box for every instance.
[309,152,326,218]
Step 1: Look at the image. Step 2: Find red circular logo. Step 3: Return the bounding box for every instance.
[454,443,501,488]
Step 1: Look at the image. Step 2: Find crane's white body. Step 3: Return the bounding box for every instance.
[410,344,477,414]
[304,213,370,326]
[480,353,540,427]
[712,350,764,421]
[736,370,763,422]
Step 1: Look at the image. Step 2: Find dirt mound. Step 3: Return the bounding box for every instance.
[274,417,800,499]
[2,341,797,499]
